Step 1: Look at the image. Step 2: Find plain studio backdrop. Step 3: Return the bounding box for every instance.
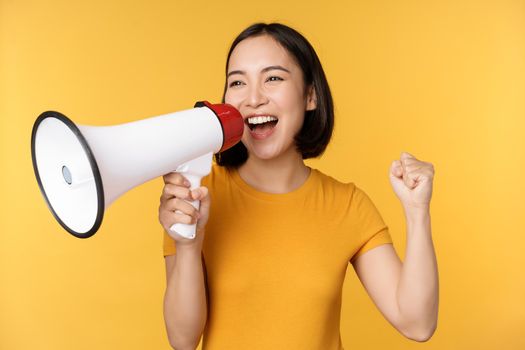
[1,0,524,349]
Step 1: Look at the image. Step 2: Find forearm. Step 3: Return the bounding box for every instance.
[396,208,439,340]
[164,245,207,350]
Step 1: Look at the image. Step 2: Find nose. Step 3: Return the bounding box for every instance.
[245,84,269,109]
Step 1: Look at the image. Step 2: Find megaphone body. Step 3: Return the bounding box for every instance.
[31,101,244,239]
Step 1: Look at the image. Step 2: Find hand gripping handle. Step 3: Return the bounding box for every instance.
[168,152,213,239]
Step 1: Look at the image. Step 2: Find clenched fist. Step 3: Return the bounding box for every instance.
[389,152,435,211]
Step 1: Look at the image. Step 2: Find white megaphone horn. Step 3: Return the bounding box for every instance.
[31,101,244,239]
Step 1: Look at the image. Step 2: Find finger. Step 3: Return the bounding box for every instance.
[420,162,435,175]
[400,156,407,175]
[164,197,199,217]
[406,168,430,189]
[390,160,403,178]
[162,172,191,187]
[161,184,192,201]
[169,211,198,225]
[400,155,421,175]
[404,164,424,174]
[404,162,434,176]
[404,169,422,189]
[190,186,209,200]
[195,186,209,204]
[400,151,417,163]
[408,168,434,181]
[404,176,417,189]
[196,187,210,230]
[400,151,416,158]
[402,159,420,168]
[159,208,198,228]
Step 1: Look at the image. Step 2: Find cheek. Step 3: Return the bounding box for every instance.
[224,89,242,107]
[272,90,305,125]
[274,83,304,109]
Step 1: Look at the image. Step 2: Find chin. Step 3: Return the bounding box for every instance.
[247,145,282,161]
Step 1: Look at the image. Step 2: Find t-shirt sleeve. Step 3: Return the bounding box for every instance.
[348,185,393,264]
[163,230,177,257]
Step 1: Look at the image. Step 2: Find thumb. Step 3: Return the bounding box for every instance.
[193,186,210,230]
[195,186,210,208]
[390,160,403,179]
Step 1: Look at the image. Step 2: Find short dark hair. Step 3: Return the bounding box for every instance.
[215,22,334,168]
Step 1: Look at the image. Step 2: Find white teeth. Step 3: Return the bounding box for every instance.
[247,116,278,125]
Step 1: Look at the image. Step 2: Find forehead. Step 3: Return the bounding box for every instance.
[227,35,299,73]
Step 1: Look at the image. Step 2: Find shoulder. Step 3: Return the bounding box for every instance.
[308,168,359,214]
[315,169,378,200]
[312,169,380,213]
[313,168,356,197]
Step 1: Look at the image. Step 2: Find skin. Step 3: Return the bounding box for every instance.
[355,152,438,342]
[161,34,439,346]
[225,34,316,194]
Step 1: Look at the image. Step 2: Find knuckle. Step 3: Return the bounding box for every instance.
[166,173,177,183]
[165,173,182,185]
[177,187,189,199]
[173,174,185,185]
[162,185,172,196]
[174,198,188,211]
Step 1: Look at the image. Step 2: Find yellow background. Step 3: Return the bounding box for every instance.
[1,0,524,349]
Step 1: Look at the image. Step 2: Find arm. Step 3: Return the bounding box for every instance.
[164,243,208,350]
[352,151,438,341]
[160,172,212,350]
[352,209,438,342]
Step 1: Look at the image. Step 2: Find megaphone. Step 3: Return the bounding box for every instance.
[31,101,244,239]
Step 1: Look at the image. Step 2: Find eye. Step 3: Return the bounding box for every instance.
[228,80,244,88]
[266,76,283,82]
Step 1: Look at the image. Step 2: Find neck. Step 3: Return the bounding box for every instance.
[237,148,311,194]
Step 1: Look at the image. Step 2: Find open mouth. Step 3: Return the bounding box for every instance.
[246,115,279,133]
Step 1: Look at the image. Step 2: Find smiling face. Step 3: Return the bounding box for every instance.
[224,34,316,161]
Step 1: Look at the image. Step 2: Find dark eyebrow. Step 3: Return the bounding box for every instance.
[227,65,291,78]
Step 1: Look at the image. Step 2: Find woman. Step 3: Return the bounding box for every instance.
[160,23,438,350]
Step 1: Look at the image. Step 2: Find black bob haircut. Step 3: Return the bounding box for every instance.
[215,22,334,168]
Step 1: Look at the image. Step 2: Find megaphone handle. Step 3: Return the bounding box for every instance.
[169,174,202,240]
[168,151,213,240]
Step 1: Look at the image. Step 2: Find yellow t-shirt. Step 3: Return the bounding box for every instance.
[163,163,393,350]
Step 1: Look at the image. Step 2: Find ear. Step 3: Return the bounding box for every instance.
[306,85,317,111]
